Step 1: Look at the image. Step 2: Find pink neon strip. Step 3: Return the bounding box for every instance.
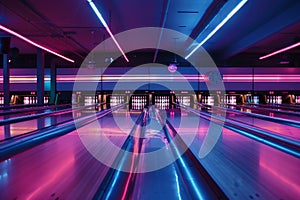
[259,41,300,60]
[105,27,129,62]
[2,74,300,83]
[0,24,74,63]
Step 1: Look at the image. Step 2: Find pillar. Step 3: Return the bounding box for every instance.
[36,49,44,105]
[3,54,10,107]
[50,60,57,104]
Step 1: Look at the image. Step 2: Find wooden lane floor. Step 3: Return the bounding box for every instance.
[167,109,300,199]
[0,110,138,199]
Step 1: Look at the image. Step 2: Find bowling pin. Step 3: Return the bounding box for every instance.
[26,97,29,104]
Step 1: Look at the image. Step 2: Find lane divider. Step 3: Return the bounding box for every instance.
[0,103,104,126]
[180,104,300,158]
[0,104,70,116]
[198,103,300,128]
[154,108,228,200]
[220,103,300,117]
[93,109,147,200]
[0,104,125,161]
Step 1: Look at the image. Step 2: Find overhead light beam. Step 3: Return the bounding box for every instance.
[87,0,129,62]
[0,24,74,63]
[259,41,300,60]
[185,0,248,60]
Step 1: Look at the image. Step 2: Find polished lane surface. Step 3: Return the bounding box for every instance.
[225,112,300,141]
[0,105,73,140]
[202,105,300,141]
[167,109,300,199]
[228,104,300,121]
[1,106,299,199]
[0,109,136,199]
[0,112,73,140]
[130,111,191,200]
[0,105,101,140]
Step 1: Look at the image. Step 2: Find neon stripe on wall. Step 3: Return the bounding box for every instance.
[1,74,300,83]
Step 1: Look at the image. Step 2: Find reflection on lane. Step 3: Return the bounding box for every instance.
[0,109,137,199]
[0,105,103,140]
[167,109,300,199]
[229,104,300,121]
[0,113,73,140]
[201,104,300,142]
[225,113,300,142]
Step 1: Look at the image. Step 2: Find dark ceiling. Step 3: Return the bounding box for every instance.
[0,0,299,67]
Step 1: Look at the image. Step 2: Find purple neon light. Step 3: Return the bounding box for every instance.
[0,24,74,63]
[279,61,290,65]
[259,42,300,60]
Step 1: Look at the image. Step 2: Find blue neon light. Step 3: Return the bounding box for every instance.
[228,126,300,158]
[185,0,248,59]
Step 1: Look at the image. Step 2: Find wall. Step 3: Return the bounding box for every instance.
[0,67,299,92]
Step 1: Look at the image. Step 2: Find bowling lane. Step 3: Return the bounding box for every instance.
[201,106,300,141]
[249,103,300,112]
[130,112,191,200]
[228,104,300,121]
[211,103,300,122]
[0,103,58,111]
[0,109,137,199]
[0,105,104,140]
[167,109,300,199]
[223,112,300,141]
[0,104,71,118]
[0,112,73,140]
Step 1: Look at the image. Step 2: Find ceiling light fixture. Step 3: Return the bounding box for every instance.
[259,41,300,60]
[0,24,74,63]
[185,0,248,60]
[87,0,129,62]
[168,64,177,73]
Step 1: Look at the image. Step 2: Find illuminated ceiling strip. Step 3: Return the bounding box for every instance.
[259,41,300,60]
[185,0,248,59]
[87,0,129,62]
[0,24,74,63]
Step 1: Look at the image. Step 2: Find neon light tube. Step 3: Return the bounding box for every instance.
[185,0,248,59]
[87,0,129,62]
[5,74,300,84]
[259,41,300,60]
[0,24,74,63]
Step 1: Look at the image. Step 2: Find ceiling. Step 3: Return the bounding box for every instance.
[0,0,299,67]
